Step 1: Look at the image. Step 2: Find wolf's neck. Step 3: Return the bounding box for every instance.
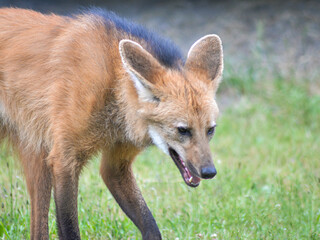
[112,74,151,148]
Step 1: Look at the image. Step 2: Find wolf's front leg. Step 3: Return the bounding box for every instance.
[100,146,161,240]
[49,149,82,240]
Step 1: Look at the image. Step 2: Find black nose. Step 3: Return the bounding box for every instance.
[200,166,217,179]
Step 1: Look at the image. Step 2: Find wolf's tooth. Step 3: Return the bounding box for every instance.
[188,176,193,183]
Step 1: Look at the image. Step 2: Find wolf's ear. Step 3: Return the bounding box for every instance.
[119,39,164,102]
[185,34,223,90]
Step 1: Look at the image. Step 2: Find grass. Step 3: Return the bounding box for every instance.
[0,75,320,239]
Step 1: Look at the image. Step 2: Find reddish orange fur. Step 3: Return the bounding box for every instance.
[0,8,223,240]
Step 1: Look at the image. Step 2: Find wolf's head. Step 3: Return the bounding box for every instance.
[119,35,223,187]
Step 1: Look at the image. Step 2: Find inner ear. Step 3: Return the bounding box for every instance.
[185,34,223,83]
[119,39,164,86]
[119,39,165,102]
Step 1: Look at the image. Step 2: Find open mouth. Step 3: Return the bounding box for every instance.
[169,147,201,187]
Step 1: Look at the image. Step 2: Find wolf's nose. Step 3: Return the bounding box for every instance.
[200,166,217,179]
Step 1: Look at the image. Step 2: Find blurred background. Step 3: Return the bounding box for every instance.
[0,0,319,239]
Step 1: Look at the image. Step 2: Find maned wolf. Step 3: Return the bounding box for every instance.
[0,7,223,240]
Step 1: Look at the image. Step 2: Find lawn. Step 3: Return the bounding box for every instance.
[0,76,319,239]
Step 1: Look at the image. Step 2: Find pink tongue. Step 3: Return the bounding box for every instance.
[183,166,201,185]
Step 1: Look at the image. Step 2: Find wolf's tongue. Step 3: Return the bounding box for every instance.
[183,165,201,185]
[169,147,201,186]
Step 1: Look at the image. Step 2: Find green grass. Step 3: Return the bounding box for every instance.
[0,77,320,239]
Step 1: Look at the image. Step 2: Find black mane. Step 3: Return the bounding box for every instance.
[84,7,184,68]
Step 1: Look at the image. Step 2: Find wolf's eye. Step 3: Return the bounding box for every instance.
[177,127,191,136]
[207,126,216,135]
